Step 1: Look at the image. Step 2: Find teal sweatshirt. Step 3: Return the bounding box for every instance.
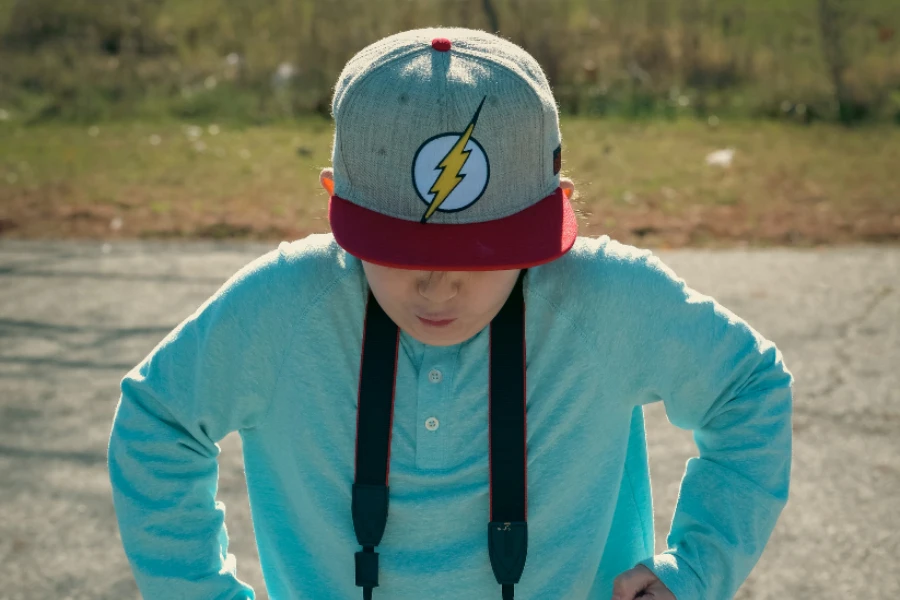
[107,234,793,599]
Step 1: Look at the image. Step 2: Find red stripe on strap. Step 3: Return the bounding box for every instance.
[385,332,400,484]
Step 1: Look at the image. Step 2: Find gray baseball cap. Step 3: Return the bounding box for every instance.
[327,27,577,270]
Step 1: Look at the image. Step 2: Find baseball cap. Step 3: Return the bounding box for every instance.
[327,27,577,271]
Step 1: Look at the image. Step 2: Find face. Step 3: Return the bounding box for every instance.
[362,262,521,346]
[319,167,574,346]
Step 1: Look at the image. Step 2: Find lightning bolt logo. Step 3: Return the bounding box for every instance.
[421,97,486,223]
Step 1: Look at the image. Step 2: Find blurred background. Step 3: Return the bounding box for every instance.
[0,0,898,245]
[1,2,899,599]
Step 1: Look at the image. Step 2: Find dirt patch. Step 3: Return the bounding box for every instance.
[2,181,899,247]
[2,121,897,248]
[0,182,324,242]
[579,202,900,248]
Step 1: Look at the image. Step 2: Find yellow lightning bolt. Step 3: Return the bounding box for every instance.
[421,97,486,223]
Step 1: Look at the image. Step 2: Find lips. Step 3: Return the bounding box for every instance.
[417,315,457,327]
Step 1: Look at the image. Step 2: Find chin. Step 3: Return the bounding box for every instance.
[409,324,473,347]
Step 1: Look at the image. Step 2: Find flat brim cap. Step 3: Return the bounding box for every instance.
[328,28,577,271]
[329,187,577,271]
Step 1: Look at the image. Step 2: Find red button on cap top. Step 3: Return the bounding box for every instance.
[432,38,451,52]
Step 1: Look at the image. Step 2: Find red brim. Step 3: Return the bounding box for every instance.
[328,188,578,271]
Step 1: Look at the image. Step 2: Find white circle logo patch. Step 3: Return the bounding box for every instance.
[412,98,490,223]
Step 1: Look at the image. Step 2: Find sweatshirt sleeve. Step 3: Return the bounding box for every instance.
[107,246,298,600]
[624,252,794,600]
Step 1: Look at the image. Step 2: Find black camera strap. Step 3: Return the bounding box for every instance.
[352,272,528,600]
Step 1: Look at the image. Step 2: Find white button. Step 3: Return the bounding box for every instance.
[428,369,443,383]
[425,417,440,431]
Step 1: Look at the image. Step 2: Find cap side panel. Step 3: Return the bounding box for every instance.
[333,39,425,112]
[332,45,429,202]
[451,47,561,206]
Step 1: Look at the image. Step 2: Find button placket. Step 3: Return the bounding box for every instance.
[414,347,455,469]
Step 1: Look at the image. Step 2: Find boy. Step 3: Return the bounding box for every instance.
[107,28,793,600]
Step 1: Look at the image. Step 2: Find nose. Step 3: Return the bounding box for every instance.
[418,271,459,303]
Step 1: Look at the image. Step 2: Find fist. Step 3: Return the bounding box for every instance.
[611,564,676,600]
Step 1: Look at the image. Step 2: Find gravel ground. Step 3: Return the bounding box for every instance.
[0,239,897,600]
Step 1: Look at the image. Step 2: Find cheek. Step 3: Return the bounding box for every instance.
[469,292,497,316]
[364,269,415,307]
[468,280,515,320]
[372,283,420,324]
[375,286,410,313]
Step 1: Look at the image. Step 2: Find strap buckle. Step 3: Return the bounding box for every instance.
[355,547,379,588]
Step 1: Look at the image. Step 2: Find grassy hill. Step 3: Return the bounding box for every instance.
[0,0,898,124]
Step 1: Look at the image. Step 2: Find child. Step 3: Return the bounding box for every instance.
[107,28,793,600]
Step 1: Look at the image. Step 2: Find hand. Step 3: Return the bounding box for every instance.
[611,564,676,600]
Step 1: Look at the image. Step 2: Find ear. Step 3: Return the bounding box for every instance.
[319,167,335,196]
[560,177,575,200]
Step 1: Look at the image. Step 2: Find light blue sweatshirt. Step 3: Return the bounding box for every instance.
[107,234,793,600]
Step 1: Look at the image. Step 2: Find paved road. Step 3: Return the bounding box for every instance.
[0,240,897,600]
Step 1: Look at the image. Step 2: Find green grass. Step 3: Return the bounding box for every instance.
[0,117,898,246]
[2,0,899,124]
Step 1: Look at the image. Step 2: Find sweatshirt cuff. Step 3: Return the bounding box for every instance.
[638,552,703,600]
